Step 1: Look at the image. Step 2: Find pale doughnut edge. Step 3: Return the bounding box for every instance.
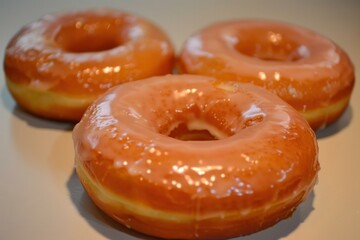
[300,96,351,131]
[6,80,96,121]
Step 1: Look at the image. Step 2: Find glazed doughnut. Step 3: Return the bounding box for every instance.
[178,19,355,130]
[4,9,174,121]
[73,74,319,239]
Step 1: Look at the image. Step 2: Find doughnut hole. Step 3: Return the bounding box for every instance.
[235,28,309,62]
[168,122,219,141]
[156,95,264,141]
[54,20,123,53]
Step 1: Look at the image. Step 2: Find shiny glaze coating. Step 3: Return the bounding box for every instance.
[178,19,355,130]
[73,75,319,239]
[4,9,174,121]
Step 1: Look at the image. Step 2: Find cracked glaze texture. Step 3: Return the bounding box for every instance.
[73,75,319,239]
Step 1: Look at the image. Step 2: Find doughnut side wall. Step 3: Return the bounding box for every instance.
[72,75,319,239]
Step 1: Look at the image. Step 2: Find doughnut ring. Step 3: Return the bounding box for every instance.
[178,19,355,130]
[73,74,319,239]
[4,9,174,121]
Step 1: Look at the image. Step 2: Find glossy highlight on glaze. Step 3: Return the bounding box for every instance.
[4,8,175,121]
[73,74,319,239]
[178,19,355,130]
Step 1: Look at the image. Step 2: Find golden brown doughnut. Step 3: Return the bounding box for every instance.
[73,74,319,239]
[4,9,174,121]
[178,19,355,130]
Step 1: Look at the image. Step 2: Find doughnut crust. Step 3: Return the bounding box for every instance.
[73,74,319,239]
[4,9,174,121]
[178,19,355,130]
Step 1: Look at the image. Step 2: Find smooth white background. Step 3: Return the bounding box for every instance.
[0,0,359,239]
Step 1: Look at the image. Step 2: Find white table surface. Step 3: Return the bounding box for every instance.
[1,0,359,239]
